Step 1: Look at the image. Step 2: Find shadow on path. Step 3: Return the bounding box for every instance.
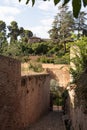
[26,111,66,130]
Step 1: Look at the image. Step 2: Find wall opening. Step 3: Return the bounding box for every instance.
[49,79,65,111]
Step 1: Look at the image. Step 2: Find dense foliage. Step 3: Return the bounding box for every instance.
[0,39,70,64]
[0,20,33,44]
[0,9,87,64]
[29,62,44,72]
[50,79,64,106]
[0,18,70,63]
[49,8,87,53]
[70,37,87,82]
[48,6,75,53]
[70,37,87,113]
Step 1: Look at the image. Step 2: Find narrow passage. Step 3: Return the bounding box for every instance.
[27,111,66,130]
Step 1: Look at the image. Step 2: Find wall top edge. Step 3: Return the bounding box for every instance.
[0,55,21,63]
[21,73,49,78]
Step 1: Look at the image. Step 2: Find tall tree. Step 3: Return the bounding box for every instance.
[74,12,87,38]
[7,21,20,43]
[0,20,7,47]
[59,7,75,53]
[48,6,74,53]
[48,15,59,41]
[20,29,33,43]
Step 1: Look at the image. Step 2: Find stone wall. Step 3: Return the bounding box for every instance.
[67,85,87,130]
[66,76,87,130]
[70,107,87,130]
[21,63,70,88]
[20,74,50,128]
[42,64,70,88]
[0,55,21,130]
[0,55,50,130]
[68,46,87,130]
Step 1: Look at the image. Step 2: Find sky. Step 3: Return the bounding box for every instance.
[0,0,87,39]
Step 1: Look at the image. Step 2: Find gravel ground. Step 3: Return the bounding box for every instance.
[25,111,66,130]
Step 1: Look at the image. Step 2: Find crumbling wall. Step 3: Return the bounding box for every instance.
[0,55,21,130]
[70,107,87,130]
[64,72,87,130]
[20,74,50,128]
[21,63,70,88]
[0,55,50,130]
[67,46,87,130]
[42,64,70,88]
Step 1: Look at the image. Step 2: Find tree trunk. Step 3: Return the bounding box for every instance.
[64,42,66,53]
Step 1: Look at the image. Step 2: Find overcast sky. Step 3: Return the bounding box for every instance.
[0,0,87,38]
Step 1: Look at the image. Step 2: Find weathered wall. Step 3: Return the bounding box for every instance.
[21,63,70,88]
[67,86,87,130]
[67,46,87,130]
[0,55,50,130]
[42,64,70,88]
[70,107,87,130]
[0,55,21,130]
[66,74,87,130]
[20,74,50,128]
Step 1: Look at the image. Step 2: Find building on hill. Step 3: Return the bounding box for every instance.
[28,37,51,44]
[28,36,43,44]
[42,38,51,42]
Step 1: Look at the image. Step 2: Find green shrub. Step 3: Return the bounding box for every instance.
[53,97,63,106]
[54,53,70,64]
[37,56,54,63]
[29,62,44,72]
[70,37,87,82]
[70,37,87,113]
[20,56,29,63]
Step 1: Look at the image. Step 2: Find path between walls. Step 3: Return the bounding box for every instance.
[25,111,66,130]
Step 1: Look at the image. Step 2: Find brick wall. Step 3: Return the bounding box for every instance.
[0,55,21,130]
[68,46,87,130]
[42,64,70,88]
[22,63,70,88]
[20,74,50,128]
[70,107,87,130]
[67,78,87,130]
[0,55,50,130]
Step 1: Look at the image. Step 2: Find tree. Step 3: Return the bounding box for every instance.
[48,15,59,41]
[48,6,74,53]
[19,0,87,18]
[59,7,75,53]
[20,29,33,43]
[7,21,20,43]
[0,20,7,47]
[74,12,87,38]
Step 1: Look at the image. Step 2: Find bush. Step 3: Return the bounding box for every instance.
[70,37,87,113]
[31,42,49,55]
[37,56,54,63]
[70,37,87,82]
[20,56,30,63]
[2,43,20,57]
[53,97,63,106]
[29,62,44,72]
[54,53,70,64]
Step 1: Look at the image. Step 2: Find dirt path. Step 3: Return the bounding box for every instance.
[26,111,66,130]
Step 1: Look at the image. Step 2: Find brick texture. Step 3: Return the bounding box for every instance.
[0,55,50,130]
[42,64,70,88]
[0,55,21,130]
[20,74,50,128]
